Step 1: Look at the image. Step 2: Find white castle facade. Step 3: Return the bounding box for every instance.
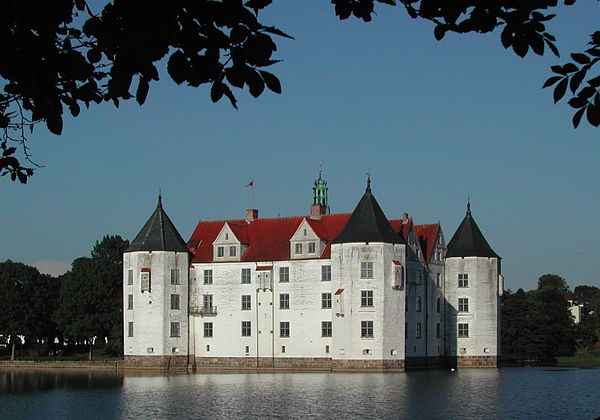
[123,175,503,370]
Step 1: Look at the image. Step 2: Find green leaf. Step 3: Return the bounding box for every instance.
[572,107,585,128]
[563,63,578,73]
[587,75,600,87]
[586,103,600,127]
[542,75,561,89]
[567,97,588,109]
[434,25,446,41]
[569,69,587,94]
[211,81,224,103]
[46,115,63,135]
[167,51,188,85]
[259,70,281,94]
[571,53,590,65]
[136,77,149,105]
[553,77,568,103]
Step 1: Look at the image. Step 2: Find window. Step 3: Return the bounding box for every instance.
[322,293,332,309]
[322,321,332,337]
[416,296,422,312]
[458,323,469,338]
[229,246,237,257]
[127,294,133,310]
[458,273,469,288]
[141,270,151,293]
[361,321,374,338]
[308,242,316,254]
[279,293,290,310]
[242,321,252,337]
[280,321,290,337]
[436,273,441,288]
[325,345,330,354]
[405,295,408,312]
[217,246,224,257]
[436,323,441,339]
[282,346,286,353]
[171,294,180,310]
[204,270,213,285]
[241,295,251,311]
[360,262,373,279]
[128,322,134,337]
[170,322,180,337]
[436,297,441,313]
[203,294,213,310]
[204,322,213,337]
[415,271,422,285]
[279,267,289,283]
[436,251,441,261]
[295,243,302,254]
[321,265,331,281]
[416,323,422,339]
[361,290,374,307]
[170,269,180,285]
[241,268,251,284]
[127,269,133,285]
[458,298,469,312]
[245,345,250,354]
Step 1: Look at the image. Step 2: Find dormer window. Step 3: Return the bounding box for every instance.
[295,243,302,254]
[217,246,224,257]
[229,246,237,257]
[225,233,229,240]
[308,242,316,254]
[303,229,307,236]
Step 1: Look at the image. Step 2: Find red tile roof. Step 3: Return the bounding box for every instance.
[188,213,439,264]
[415,223,440,265]
[188,214,350,263]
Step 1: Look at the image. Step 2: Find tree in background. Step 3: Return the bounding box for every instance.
[573,285,600,350]
[0,261,55,360]
[538,273,569,293]
[53,235,129,359]
[2,0,599,183]
[502,274,576,363]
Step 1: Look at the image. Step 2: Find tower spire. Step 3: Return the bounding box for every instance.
[466,197,471,216]
[311,164,330,218]
[158,190,162,207]
[366,169,371,193]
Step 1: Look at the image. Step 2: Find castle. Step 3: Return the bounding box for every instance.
[122,173,503,370]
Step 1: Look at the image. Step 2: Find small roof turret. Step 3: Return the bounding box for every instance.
[446,201,499,258]
[332,176,402,244]
[126,193,189,253]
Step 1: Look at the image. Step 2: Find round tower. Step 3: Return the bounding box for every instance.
[123,194,191,368]
[444,201,501,368]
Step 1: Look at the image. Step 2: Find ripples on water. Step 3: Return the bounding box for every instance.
[0,367,598,419]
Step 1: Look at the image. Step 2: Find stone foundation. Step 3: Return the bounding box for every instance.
[193,357,404,371]
[456,355,499,368]
[123,355,188,369]
[405,356,447,371]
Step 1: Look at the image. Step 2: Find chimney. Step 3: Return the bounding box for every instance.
[246,208,258,223]
[310,204,326,220]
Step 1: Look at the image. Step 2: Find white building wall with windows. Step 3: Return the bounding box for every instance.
[445,256,500,359]
[123,250,189,358]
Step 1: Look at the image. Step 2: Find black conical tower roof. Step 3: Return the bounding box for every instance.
[126,194,189,253]
[332,178,402,244]
[446,202,499,258]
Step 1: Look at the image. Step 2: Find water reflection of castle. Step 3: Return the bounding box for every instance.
[122,173,502,370]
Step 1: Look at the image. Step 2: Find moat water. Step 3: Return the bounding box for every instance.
[0,367,598,419]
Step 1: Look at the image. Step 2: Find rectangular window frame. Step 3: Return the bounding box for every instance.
[321,292,332,309]
[361,320,374,338]
[204,322,213,338]
[416,296,422,312]
[203,269,213,285]
[361,290,374,307]
[321,321,332,337]
[127,269,133,285]
[321,265,331,281]
[127,294,133,310]
[241,295,251,311]
[279,293,290,310]
[458,297,469,313]
[170,269,180,285]
[308,242,316,254]
[170,322,180,338]
[279,267,290,283]
[458,323,469,338]
[241,268,251,284]
[416,322,422,339]
[458,273,469,288]
[360,262,373,279]
[241,321,252,337]
[280,321,290,338]
[229,246,237,257]
[217,246,224,257]
[170,294,180,310]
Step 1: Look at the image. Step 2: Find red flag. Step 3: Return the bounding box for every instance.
[246,180,253,187]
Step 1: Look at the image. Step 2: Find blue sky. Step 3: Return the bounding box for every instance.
[1,2,599,290]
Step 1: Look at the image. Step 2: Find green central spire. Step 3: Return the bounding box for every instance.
[312,165,329,214]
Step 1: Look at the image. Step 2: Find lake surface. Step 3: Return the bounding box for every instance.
[0,367,598,419]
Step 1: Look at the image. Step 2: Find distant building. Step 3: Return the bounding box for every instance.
[123,173,502,370]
